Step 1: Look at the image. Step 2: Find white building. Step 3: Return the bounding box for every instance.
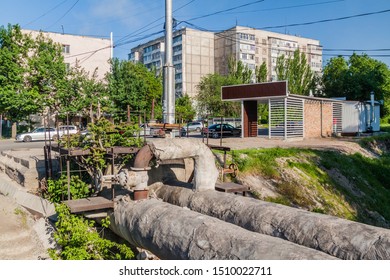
[23,29,112,80]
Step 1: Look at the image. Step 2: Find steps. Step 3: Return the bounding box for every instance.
[0,148,59,191]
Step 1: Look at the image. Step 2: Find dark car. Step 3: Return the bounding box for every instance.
[203,123,241,138]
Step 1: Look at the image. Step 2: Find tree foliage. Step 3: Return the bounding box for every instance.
[322,54,390,102]
[0,24,39,121]
[195,73,240,118]
[59,64,107,122]
[228,56,253,84]
[276,49,315,95]
[175,94,196,122]
[27,32,67,112]
[107,58,162,121]
[255,62,268,83]
[0,24,74,122]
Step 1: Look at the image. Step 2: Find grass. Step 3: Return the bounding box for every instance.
[380,123,390,133]
[233,145,390,227]
[14,207,28,228]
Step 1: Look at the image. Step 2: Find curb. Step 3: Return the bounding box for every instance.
[0,172,56,219]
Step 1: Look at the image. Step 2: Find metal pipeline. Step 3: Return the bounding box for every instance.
[116,138,219,194]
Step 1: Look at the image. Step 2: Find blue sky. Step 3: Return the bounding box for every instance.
[1,0,390,66]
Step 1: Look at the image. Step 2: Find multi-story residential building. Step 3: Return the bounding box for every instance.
[23,29,112,80]
[129,27,215,98]
[215,26,322,82]
[130,26,322,99]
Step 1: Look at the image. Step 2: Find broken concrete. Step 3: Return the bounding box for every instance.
[0,148,59,191]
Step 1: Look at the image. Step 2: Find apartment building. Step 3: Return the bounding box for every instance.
[129,26,322,98]
[129,27,214,98]
[215,26,322,82]
[22,29,112,80]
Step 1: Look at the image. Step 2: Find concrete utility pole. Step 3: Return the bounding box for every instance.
[163,0,175,124]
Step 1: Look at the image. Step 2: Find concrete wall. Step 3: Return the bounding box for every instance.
[304,101,333,138]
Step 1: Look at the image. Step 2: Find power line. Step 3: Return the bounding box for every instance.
[185,0,265,22]
[323,53,390,57]
[323,48,390,52]
[115,0,197,46]
[46,0,80,29]
[23,0,69,28]
[258,8,390,29]
[217,0,345,15]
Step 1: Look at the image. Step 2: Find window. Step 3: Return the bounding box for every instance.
[62,44,70,54]
[173,35,182,44]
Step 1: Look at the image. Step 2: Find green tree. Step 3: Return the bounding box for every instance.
[175,94,196,122]
[276,49,315,95]
[0,24,38,122]
[196,73,240,117]
[255,61,268,83]
[107,59,162,121]
[27,32,67,113]
[228,56,253,84]
[59,64,107,123]
[323,54,390,102]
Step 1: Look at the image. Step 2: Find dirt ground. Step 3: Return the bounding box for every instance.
[0,193,50,260]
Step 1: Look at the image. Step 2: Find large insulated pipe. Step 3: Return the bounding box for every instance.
[151,185,390,260]
[109,197,336,260]
[121,139,218,192]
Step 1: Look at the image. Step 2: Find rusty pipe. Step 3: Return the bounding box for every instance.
[133,144,154,169]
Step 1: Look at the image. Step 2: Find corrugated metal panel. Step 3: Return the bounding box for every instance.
[269,97,303,139]
[342,102,360,133]
[269,98,285,138]
[286,98,304,138]
[332,103,342,134]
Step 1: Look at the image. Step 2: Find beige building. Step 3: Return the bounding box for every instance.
[215,26,322,81]
[129,26,322,99]
[23,29,112,80]
[130,27,214,98]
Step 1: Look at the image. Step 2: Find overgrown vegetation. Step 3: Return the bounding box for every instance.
[61,118,143,182]
[43,118,142,260]
[49,203,134,260]
[232,141,390,228]
[45,175,91,203]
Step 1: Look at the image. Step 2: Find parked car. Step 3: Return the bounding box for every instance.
[15,127,58,142]
[138,123,151,136]
[58,125,79,137]
[202,124,241,138]
[182,121,204,133]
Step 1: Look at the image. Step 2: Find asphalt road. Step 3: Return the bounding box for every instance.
[0,139,48,152]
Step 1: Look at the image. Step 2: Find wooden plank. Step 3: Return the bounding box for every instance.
[215,182,249,193]
[64,197,114,213]
[207,144,231,151]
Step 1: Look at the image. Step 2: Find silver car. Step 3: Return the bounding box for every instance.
[15,127,59,142]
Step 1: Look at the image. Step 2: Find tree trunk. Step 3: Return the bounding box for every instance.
[150,184,390,260]
[11,122,17,139]
[108,197,335,260]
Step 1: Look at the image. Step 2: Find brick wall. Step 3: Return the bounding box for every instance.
[304,101,333,138]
